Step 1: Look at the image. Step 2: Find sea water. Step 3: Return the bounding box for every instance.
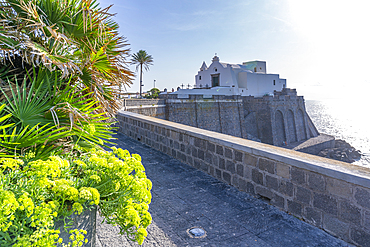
[305,99,370,167]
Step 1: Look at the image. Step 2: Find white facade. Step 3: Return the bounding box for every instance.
[193,55,286,97]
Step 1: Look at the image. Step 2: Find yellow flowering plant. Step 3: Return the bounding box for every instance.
[0,147,152,246]
[0,0,151,245]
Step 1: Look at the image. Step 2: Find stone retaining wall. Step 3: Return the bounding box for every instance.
[118,98,165,107]
[118,99,166,119]
[124,105,166,119]
[117,111,370,247]
[166,95,245,138]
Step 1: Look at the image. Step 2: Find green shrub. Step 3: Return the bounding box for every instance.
[0,147,152,246]
[0,1,151,245]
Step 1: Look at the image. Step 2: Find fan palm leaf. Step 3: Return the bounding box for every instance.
[0,73,55,130]
[0,123,69,159]
[0,103,68,159]
[0,0,134,115]
[49,84,115,147]
[0,104,14,157]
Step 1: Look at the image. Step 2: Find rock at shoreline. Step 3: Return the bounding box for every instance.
[317,139,361,163]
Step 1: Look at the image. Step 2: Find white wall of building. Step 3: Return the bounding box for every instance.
[196,59,236,88]
[238,72,248,89]
[245,73,284,97]
[279,79,287,87]
[193,56,286,97]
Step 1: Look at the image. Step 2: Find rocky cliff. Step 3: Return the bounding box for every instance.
[317,139,361,163]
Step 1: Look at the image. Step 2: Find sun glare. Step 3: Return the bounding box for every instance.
[287,0,370,99]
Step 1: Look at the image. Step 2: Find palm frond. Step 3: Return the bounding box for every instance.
[131,50,153,72]
[0,123,69,159]
[0,73,54,130]
[0,0,134,116]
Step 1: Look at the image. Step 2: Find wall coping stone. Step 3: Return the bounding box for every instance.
[118,111,370,189]
[124,105,166,109]
[166,99,243,103]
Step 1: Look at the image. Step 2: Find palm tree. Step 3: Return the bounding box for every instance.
[0,0,134,156]
[0,0,134,115]
[131,50,153,98]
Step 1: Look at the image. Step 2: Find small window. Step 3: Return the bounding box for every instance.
[214,68,217,72]
[254,67,257,72]
[273,80,275,85]
[199,76,201,80]
[260,67,262,70]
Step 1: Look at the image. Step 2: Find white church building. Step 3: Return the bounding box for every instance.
[172,55,287,97]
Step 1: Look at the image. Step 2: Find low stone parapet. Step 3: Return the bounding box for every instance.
[117,98,165,108]
[124,105,166,119]
[118,99,166,119]
[117,111,370,246]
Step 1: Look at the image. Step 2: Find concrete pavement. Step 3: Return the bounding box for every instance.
[96,133,352,247]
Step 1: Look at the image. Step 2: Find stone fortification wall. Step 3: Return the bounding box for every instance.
[163,91,319,147]
[118,99,166,119]
[117,111,370,247]
[243,96,272,143]
[242,94,319,146]
[117,91,327,155]
[166,95,245,138]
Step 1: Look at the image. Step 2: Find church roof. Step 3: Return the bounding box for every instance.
[204,56,261,73]
[220,62,228,68]
[220,62,249,70]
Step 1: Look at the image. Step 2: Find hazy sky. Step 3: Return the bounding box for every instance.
[99,0,370,100]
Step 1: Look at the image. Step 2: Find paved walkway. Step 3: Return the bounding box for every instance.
[96,133,352,247]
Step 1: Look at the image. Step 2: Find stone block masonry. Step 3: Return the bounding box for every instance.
[118,98,165,107]
[119,93,330,155]
[166,95,245,138]
[117,111,370,247]
[118,99,166,119]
